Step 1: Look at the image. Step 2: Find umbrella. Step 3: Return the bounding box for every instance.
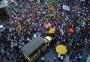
[56,44,67,55]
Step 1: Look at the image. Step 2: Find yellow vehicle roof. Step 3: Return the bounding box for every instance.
[45,36,52,42]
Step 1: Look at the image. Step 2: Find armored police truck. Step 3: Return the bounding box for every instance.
[21,36,52,62]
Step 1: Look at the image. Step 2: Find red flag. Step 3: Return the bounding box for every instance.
[53,19,59,26]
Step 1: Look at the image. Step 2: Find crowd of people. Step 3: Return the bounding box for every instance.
[0,0,90,62]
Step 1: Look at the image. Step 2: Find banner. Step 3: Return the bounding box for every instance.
[62,5,70,11]
[49,27,55,33]
[44,22,51,29]
[48,5,55,12]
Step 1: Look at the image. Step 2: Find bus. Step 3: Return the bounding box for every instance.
[21,36,52,62]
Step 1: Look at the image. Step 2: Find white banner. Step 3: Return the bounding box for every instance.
[62,5,70,11]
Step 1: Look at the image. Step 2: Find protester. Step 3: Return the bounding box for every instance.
[0,0,90,62]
